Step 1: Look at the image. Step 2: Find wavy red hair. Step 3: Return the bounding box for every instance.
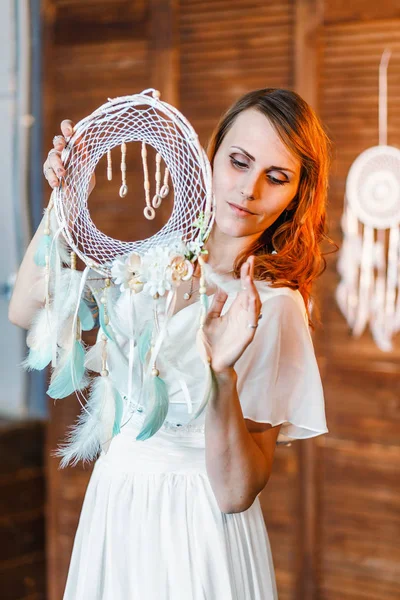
[206,88,337,326]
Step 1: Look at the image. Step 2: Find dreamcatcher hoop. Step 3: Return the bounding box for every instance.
[336,49,400,351]
[54,88,215,277]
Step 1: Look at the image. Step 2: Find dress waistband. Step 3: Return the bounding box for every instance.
[99,411,207,475]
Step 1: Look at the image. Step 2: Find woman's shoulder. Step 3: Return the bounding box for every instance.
[254,280,308,323]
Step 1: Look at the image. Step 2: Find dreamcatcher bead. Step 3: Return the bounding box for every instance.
[107,149,112,181]
[43,228,50,236]
[152,194,162,209]
[144,205,156,220]
[101,334,107,342]
[104,315,110,325]
[160,184,169,198]
[119,184,128,198]
[101,369,109,377]
[105,278,110,286]
[151,367,160,377]
[199,286,207,295]
[100,296,106,304]
[152,89,161,99]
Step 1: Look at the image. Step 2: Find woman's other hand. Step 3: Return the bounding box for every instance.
[42,119,96,194]
[203,255,262,373]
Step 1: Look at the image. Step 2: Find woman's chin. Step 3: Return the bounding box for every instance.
[214,218,255,239]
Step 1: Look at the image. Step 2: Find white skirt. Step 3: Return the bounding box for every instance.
[63,412,279,600]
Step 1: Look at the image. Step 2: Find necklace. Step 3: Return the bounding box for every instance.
[183,276,199,301]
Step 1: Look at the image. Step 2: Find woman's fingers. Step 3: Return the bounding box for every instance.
[241,256,261,325]
[206,287,228,321]
[43,164,59,188]
[61,119,74,138]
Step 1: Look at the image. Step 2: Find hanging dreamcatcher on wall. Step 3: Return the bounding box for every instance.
[336,49,400,352]
[22,88,216,466]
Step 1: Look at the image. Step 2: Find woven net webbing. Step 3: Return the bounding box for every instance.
[54,90,214,276]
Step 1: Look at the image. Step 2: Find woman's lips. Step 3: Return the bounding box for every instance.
[227,202,256,217]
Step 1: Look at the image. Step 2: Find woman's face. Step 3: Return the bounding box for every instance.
[211,108,301,240]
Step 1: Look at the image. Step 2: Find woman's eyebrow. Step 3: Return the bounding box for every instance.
[230,146,296,174]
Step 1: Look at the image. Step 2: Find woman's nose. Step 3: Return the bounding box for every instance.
[240,172,261,200]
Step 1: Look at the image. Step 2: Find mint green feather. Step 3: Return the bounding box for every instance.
[47,339,87,399]
[99,303,114,341]
[34,233,51,267]
[21,345,53,371]
[112,389,124,436]
[78,300,95,331]
[136,375,169,441]
[138,321,153,364]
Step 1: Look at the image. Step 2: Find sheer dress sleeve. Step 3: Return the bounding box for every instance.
[234,289,328,441]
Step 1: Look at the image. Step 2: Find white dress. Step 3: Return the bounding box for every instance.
[62,279,328,600]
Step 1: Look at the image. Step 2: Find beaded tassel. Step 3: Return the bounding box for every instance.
[188,255,215,422]
[142,141,155,220]
[119,142,128,197]
[107,149,112,181]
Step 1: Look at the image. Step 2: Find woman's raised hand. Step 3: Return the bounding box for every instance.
[203,255,263,374]
[42,119,96,193]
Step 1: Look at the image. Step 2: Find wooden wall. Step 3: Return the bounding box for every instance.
[41,1,400,599]
[0,420,46,599]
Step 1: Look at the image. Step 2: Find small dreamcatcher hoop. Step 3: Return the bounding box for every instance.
[336,49,400,352]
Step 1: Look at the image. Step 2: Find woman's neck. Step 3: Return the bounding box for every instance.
[203,225,259,274]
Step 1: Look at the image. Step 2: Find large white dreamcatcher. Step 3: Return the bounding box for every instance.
[23,89,216,466]
[336,49,400,352]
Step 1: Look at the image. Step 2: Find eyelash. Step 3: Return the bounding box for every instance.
[229,157,287,186]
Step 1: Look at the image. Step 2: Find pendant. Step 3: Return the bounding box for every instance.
[183,292,190,301]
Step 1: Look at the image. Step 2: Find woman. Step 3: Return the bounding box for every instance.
[9,88,332,599]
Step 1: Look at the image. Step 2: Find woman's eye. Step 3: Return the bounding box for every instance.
[268,176,286,186]
[230,156,248,169]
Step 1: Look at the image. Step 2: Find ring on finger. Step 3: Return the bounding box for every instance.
[52,135,65,146]
[258,312,263,320]
[48,148,62,158]
[247,323,258,329]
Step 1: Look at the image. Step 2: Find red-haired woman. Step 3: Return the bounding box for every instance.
[9,88,333,599]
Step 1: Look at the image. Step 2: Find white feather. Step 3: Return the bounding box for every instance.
[84,329,104,373]
[26,303,54,350]
[52,375,117,468]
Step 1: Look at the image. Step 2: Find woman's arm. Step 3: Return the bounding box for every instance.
[8,216,48,330]
[205,367,281,514]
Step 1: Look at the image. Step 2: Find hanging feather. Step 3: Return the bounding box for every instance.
[84,329,104,373]
[47,337,89,399]
[49,205,72,266]
[138,320,153,364]
[21,304,54,371]
[34,231,52,267]
[54,265,85,333]
[78,297,95,331]
[52,374,124,468]
[187,328,216,422]
[136,370,169,441]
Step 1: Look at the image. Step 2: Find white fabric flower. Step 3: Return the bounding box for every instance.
[139,246,174,297]
[111,252,141,292]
